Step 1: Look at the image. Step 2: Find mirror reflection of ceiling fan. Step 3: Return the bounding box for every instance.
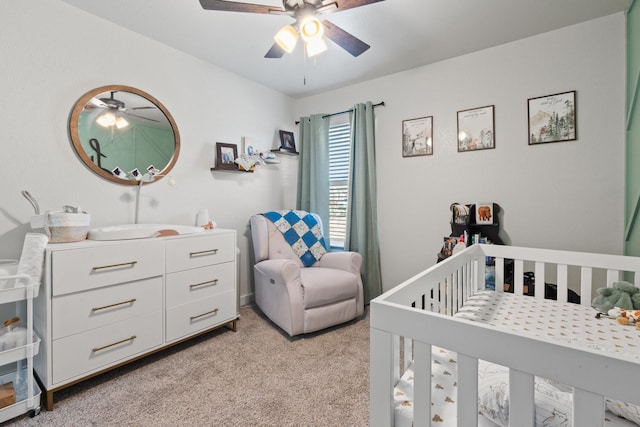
[199,0,385,58]
[87,91,160,128]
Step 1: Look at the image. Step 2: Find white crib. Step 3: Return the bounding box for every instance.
[370,244,640,427]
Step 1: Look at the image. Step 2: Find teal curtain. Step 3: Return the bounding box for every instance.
[296,114,331,248]
[347,102,383,304]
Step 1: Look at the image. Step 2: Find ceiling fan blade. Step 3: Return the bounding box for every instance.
[131,106,156,110]
[199,0,283,14]
[322,20,370,57]
[127,112,161,123]
[88,97,108,108]
[321,0,384,13]
[264,43,286,59]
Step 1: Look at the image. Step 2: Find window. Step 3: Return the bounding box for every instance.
[328,121,351,249]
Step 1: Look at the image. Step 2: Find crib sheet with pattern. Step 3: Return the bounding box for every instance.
[393,291,640,426]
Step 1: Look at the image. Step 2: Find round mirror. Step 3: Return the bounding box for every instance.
[69,85,180,185]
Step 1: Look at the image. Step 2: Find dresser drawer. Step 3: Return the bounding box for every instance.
[51,240,164,296]
[52,310,162,385]
[52,277,162,340]
[165,262,235,308]
[165,232,235,273]
[166,289,236,342]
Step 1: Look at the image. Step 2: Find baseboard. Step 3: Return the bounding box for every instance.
[240,292,254,307]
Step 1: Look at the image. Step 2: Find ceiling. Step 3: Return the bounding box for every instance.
[59,0,630,99]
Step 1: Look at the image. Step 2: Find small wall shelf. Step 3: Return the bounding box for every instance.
[210,167,254,173]
[271,148,299,156]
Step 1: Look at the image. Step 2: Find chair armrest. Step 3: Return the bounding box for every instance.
[317,251,362,275]
[254,259,301,283]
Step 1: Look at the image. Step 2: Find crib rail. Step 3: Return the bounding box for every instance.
[370,245,640,427]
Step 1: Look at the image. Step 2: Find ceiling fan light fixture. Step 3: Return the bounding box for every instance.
[96,111,129,129]
[305,37,328,57]
[115,116,129,129]
[96,112,117,127]
[274,25,299,53]
[299,16,323,41]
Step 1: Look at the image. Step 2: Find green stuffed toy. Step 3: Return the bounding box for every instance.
[592,281,640,312]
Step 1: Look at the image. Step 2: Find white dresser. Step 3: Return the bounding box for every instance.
[33,229,238,410]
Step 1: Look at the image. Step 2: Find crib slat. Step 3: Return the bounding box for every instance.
[495,257,505,292]
[413,342,431,427]
[534,261,545,299]
[514,259,524,295]
[402,337,412,373]
[580,267,593,306]
[457,354,478,427]
[573,388,605,427]
[557,264,568,303]
[509,369,535,426]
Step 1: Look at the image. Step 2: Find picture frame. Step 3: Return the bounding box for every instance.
[457,105,495,152]
[402,116,433,157]
[475,202,494,225]
[215,142,238,170]
[528,90,577,145]
[278,130,297,153]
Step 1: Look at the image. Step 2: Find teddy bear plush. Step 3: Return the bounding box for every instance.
[591,281,640,312]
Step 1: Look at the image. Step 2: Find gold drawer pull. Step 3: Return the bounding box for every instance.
[93,261,138,271]
[190,279,219,289]
[92,298,137,312]
[190,249,218,257]
[190,308,219,321]
[92,335,137,352]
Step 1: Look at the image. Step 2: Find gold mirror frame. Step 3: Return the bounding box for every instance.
[69,85,180,186]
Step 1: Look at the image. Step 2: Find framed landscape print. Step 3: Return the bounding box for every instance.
[402,116,433,157]
[528,90,576,145]
[457,105,495,152]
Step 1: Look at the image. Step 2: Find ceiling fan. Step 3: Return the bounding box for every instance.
[86,92,161,126]
[199,0,385,58]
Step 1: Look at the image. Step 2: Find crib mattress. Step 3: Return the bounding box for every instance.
[393,291,640,426]
[456,291,640,360]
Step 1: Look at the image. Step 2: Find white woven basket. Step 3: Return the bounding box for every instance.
[30,212,90,243]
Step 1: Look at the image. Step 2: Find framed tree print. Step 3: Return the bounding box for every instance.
[528,90,576,145]
[402,116,433,157]
[457,105,495,152]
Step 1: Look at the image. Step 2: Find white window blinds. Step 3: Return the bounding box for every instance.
[328,122,351,248]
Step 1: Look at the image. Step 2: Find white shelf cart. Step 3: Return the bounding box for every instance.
[0,262,42,422]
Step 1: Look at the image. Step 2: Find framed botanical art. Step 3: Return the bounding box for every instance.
[402,116,433,157]
[215,142,238,170]
[528,90,576,145]
[457,105,495,152]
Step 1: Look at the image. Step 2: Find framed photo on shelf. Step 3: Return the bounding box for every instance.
[457,105,495,152]
[215,142,238,170]
[278,130,297,153]
[402,116,433,157]
[528,90,576,145]
[475,202,494,225]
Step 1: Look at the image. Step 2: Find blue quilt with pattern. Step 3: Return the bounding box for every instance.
[263,210,327,267]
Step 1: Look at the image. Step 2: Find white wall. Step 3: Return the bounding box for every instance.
[0,0,298,303]
[0,3,627,301]
[295,13,626,292]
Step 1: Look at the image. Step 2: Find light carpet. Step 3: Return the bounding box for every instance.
[3,305,369,427]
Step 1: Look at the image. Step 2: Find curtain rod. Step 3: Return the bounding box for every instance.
[295,101,385,124]
[321,101,385,119]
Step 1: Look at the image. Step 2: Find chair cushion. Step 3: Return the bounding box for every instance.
[300,267,359,309]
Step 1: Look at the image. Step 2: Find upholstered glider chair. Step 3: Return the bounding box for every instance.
[250,210,364,336]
